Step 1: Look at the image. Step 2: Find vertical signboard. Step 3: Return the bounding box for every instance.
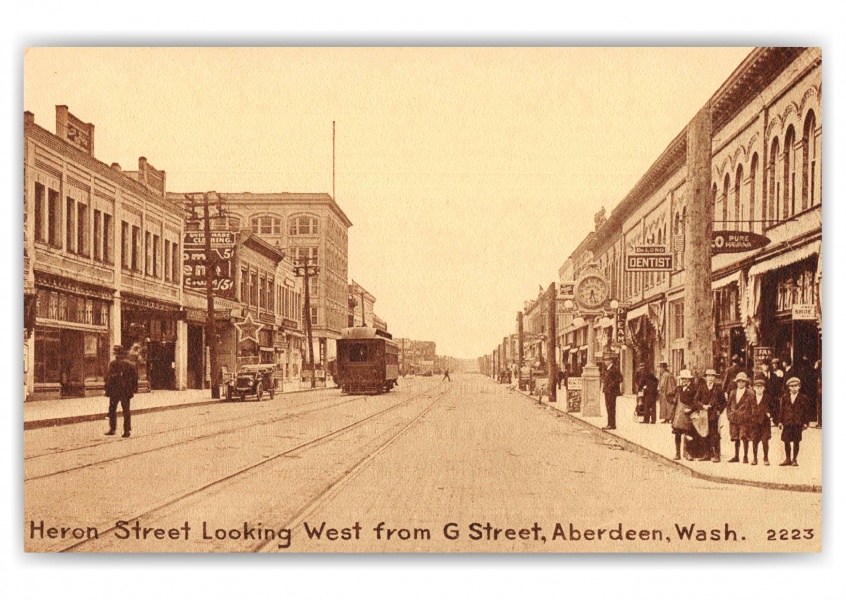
[615,306,628,344]
[183,231,236,299]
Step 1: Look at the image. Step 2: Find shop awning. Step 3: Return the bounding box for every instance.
[748,241,820,277]
[712,270,741,291]
[626,303,649,321]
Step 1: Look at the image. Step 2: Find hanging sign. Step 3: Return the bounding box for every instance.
[235,311,263,345]
[792,304,816,320]
[712,231,770,254]
[626,254,673,271]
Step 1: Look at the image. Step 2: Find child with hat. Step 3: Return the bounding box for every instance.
[742,374,773,465]
[726,372,753,463]
[778,376,811,466]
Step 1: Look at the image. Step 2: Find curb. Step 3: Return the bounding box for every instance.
[23,385,336,431]
[507,384,822,494]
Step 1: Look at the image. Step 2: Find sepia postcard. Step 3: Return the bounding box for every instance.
[22,47,822,553]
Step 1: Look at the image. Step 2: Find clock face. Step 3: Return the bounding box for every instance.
[576,275,609,309]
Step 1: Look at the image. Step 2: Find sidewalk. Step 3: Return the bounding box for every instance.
[513,384,821,493]
[24,381,336,430]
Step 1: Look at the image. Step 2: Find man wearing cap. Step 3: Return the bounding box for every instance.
[695,368,726,462]
[742,374,773,465]
[104,345,139,438]
[726,372,753,463]
[778,377,811,466]
[671,369,702,460]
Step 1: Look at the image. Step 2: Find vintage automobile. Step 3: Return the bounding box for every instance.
[225,363,276,402]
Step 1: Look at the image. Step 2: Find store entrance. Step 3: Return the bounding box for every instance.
[187,324,205,389]
[60,330,85,398]
[148,341,176,390]
[793,320,820,365]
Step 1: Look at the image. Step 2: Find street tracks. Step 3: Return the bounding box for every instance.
[52,381,450,552]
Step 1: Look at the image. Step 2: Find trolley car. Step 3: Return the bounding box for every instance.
[335,327,399,394]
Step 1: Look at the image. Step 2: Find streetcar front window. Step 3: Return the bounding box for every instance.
[349,343,369,362]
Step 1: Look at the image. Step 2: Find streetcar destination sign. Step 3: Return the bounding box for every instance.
[625,254,673,271]
[712,231,770,254]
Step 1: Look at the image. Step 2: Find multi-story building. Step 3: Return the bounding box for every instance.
[557,47,822,390]
[179,216,305,389]
[397,339,437,375]
[168,192,353,377]
[24,106,185,400]
[348,280,376,328]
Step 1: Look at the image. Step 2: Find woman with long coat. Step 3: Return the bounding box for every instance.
[658,362,676,423]
[741,375,772,465]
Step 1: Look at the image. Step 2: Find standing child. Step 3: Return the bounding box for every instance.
[742,375,772,465]
[778,377,811,466]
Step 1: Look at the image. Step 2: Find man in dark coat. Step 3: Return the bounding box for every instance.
[602,358,623,430]
[695,368,726,462]
[104,345,139,437]
[722,355,744,394]
[637,366,659,424]
[759,361,783,424]
[778,377,811,466]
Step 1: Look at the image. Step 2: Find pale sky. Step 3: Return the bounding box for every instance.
[24,47,753,358]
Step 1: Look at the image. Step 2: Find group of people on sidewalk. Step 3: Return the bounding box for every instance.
[600,355,820,467]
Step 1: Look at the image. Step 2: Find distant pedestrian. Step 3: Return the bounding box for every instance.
[658,362,676,423]
[443,368,450,382]
[742,375,773,465]
[104,345,138,438]
[778,377,811,467]
[695,368,726,462]
[726,372,753,463]
[602,358,623,431]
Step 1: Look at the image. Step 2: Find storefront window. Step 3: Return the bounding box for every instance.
[34,329,61,383]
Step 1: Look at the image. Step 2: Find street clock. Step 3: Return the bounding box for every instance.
[574,272,609,311]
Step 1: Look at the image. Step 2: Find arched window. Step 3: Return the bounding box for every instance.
[749,153,759,232]
[784,125,796,219]
[734,164,743,231]
[250,214,282,235]
[768,137,780,226]
[712,183,720,231]
[288,215,319,236]
[722,174,730,231]
[802,111,817,209]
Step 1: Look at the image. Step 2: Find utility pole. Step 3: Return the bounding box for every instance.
[294,256,319,388]
[685,104,715,376]
[184,192,222,399]
[547,282,557,402]
[517,311,524,390]
[361,289,366,327]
